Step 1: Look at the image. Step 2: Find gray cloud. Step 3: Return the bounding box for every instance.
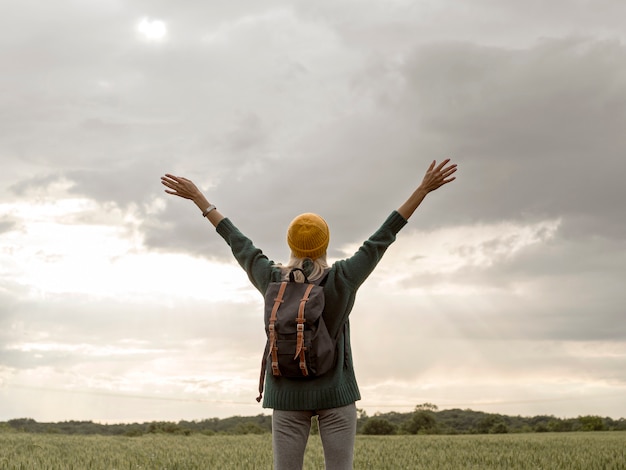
[394,231,626,343]
[0,219,16,234]
[396,37,626,227]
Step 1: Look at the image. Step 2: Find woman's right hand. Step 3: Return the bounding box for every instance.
[417,159,457,194]
[161,174,204,201]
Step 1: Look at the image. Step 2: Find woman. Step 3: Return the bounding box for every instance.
[161,159,457,470]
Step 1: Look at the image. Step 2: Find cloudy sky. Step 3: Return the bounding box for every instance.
[2,0,625,424]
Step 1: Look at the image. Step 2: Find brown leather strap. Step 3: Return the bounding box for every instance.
[256,350,267,402]
[258,281,289,400]
[269,282,287,376]
[294,284,314,376]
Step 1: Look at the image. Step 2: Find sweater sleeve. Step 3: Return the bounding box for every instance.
[215,218,277,294]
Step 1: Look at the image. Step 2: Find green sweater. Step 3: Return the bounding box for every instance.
[216,210,407,410]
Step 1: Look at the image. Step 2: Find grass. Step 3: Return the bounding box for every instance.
[1,431,624,469]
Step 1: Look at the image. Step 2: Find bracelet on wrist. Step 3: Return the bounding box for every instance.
[202,205,216,217]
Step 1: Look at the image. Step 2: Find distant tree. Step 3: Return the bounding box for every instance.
[147,421,187,434]
[615,418,626,431]
[213,415,271,434]
[490,422,509,434]
[415,403,439,412]
[362,418,397,435]
[578,416,606,431]
[547,419,573,432]
[476,414,512,434]
[528,415,553,432]
[403,406,437,435]
[7,418,44,433]
[234,422,266,435]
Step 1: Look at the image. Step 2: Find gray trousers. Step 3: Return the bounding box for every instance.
[272,403,357,470]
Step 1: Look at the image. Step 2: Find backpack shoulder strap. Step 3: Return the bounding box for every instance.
[294,283,316,377]
[269,281,288,377]
[257,280,288,402]
[256,342,269,402]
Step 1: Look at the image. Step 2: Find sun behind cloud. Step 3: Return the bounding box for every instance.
[137,17,167,41]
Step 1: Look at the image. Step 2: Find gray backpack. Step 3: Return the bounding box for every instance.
[256,268,335,402]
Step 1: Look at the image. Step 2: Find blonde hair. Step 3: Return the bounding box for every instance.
[279,254,329,282]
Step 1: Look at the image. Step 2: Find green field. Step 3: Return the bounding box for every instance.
[1,432,624,469]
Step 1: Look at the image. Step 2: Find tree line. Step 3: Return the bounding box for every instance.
[2,404,625,436]
[358,404,626,435]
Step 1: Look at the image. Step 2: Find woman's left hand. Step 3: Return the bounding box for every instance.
[161,174,224,227]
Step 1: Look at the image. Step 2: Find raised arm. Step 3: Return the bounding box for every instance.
[160,174,225,227]
[397,159,457,220]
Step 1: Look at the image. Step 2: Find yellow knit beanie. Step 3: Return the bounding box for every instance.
[287,213,330,259]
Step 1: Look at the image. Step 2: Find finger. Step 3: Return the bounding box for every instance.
[164,174,184,183]
[161,176,178,186]
[435,158,451,172]
[161,179,177,189]
[442,165,458,177]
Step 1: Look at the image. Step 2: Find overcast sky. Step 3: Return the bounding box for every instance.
[2,0,625,424]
